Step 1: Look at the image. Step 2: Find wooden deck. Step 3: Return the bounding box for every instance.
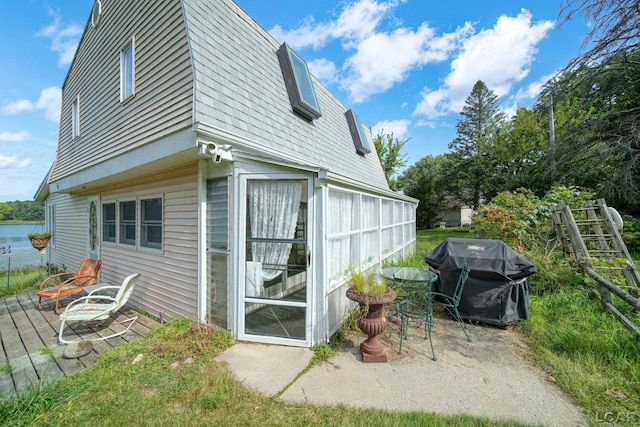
[0,292,160,399]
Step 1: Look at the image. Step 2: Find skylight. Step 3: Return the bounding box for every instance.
[277,43,322,121]
[345,109,371,155]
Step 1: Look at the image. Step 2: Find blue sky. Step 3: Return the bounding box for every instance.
[0,0,589,202]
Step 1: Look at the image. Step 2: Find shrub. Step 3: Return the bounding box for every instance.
[474,186,595,253]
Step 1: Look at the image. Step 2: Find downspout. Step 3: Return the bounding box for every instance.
[197,159,208,323]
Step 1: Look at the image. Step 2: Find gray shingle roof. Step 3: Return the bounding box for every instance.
[183,0,390,190]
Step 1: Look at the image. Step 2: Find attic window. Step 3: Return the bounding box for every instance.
[345,109,371,155]
[91,0,102,29]
[277,43,321,121]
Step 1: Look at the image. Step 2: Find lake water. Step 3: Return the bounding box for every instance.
[0,223,47,271]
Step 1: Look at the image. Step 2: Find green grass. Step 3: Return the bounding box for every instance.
[2,227,639,425]
[0,266,48,298]
[0,318,519,427]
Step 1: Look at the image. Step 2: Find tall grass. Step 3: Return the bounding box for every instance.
[0,266,48,298]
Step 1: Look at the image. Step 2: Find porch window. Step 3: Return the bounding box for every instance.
[277,43,322,121]
[120,38,135,101]
[140,197,162,249]
[118,200,136,245]
[102,202,116,242]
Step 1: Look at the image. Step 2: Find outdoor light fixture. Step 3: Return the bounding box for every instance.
[197,140,232,164]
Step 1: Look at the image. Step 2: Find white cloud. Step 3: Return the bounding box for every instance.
[269,0,473,103]
[308,58,339,85]
[0,131,30,142]
[269,0,393,50]
[3,99,35,115]
[0,155,32,169]
[372,119,411,139]
[515,71,557,102]
[414,9,554,119]
[341,23,472,102]
[2,87,61,123]
[36,87,62,122]
[37,10,82,66]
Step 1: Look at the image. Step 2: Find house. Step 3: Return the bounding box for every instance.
[440,205,473,227]
[35,0,417,347]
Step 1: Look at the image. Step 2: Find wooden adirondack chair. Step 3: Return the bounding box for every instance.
[36,259,102,313]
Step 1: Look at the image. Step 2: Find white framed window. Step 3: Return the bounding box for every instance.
[71,95,80,138]
[102,197,163,250]
[120,37,135,101]
[140,196,162,249]
[102,202,116,243]
[118,200,137,246]
[91,0,102,29]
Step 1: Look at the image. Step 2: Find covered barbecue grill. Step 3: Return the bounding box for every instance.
[425,238,536,327]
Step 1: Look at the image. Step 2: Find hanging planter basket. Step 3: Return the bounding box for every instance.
[28,233,51,250]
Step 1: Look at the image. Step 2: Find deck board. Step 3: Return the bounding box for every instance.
[0,291,161,399]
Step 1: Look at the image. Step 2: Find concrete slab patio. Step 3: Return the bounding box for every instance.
[218,313,588,427]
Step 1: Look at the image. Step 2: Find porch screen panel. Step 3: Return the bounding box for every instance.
[361,195,380,270]
[207,177,230,329]
[327,190,358,285]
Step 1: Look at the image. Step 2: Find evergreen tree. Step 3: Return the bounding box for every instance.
[448,80,506,209]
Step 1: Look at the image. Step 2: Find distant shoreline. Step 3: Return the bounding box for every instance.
[0,221,44,225]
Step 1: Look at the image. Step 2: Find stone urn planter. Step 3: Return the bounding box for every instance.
[346,286,396,363]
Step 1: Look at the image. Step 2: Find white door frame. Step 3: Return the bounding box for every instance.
[236,172,314,347]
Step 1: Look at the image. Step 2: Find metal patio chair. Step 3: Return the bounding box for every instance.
[58,273,140,345]
[427,264,471,360]
[37,258,102,313]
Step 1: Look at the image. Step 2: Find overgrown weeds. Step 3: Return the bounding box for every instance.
[0,266,48,298]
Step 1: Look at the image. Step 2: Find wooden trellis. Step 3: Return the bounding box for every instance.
[551,199,640,337]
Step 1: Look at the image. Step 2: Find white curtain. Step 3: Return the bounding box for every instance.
[328,191,355,282]
[249,181,302,281]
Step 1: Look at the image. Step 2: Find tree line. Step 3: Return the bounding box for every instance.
[0,201,45,222]
[375,0,640,228]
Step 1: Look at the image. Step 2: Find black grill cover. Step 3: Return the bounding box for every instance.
[424,238,536,327]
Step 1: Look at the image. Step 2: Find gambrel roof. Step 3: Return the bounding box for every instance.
[184,0,390,190]
[43,0,391,196]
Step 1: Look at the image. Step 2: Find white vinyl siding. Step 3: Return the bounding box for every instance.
[97,168,199,320]
[52,0,193,182]
[48,176,198,321]
[44,193,91,270]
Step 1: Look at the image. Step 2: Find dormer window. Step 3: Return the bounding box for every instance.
[277,43,321,121]
[345,109,371,155]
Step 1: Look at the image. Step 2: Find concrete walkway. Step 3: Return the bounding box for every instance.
[218,315,588,427]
